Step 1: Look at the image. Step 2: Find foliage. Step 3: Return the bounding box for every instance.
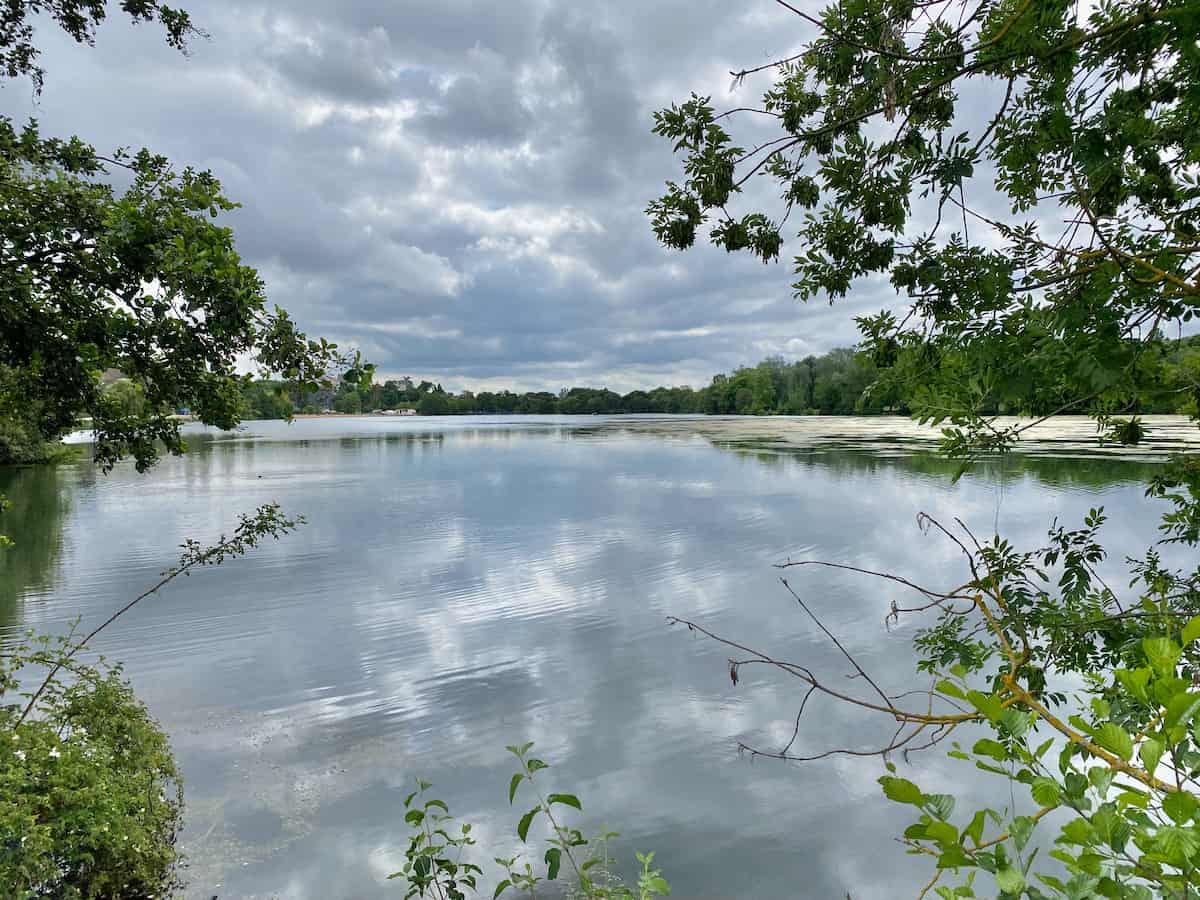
[239,380,295,422]
[649,0,1200,459]
[0,368,80,467]
[0,4,362,472]
[650,0,1200,895]
[0,633,183,899]
[390,743,669,900]
[100,379,153,420]
[0,118,352,471]
[672,507,1200,898]
[0,1,195,93]
[0,504,303,897]
[242,337,1200,420]
[0,6,337,898]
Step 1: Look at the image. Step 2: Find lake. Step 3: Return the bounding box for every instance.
[0,415,1191,898]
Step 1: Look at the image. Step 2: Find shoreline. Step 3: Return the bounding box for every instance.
[598,413,1200,458]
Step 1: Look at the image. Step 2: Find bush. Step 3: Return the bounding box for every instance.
[0,506,300,898]
[0,633,183,899]
[0,417,66,467]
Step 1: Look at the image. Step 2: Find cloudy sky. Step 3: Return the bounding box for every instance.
[1,0,903,392]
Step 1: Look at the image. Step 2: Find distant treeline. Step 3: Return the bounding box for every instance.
[238,336,1200,420]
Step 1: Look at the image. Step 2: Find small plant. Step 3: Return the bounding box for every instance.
[390,780,483,900]
[390,743,669,900]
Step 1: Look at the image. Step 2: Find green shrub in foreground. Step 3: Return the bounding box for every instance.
[0,632,183,899]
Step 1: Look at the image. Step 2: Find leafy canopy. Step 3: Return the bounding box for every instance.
[649,0,1200,457]
[651,0,1200,896]
[0,2,356,472]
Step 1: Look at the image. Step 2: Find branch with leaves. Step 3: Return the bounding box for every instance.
[671,508,1200,897]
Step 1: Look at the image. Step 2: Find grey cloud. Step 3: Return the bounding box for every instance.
[258,21,412,103]
[0,0,901,392]
[408,51,532,146]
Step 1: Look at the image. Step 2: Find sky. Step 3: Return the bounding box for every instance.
[0,0,908,393]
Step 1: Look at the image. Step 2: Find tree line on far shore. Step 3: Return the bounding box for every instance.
[238,335,1200,420]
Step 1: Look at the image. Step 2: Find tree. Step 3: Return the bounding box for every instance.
[101,378,151,419]
[0,4,353,472]
[649,0,1198,452]
[0,6,343,895]
[240,380,294,421]
[651,0,1200,895]
[1,120,347,470]
[418,391,450,416]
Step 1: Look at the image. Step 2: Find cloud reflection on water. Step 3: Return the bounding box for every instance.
[1,418,1182,898]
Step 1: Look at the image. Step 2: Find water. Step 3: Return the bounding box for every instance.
[0,416,1182,898]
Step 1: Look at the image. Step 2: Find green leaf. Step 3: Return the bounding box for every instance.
[973,738,1008,761]
[1010,816,1035,853]
[544,847,561,880]
[1165,691,1200,730]
[976,760,1012,777]
[1182,614,1200,646]
[936,844,972,869]
[924,793,956,821]
[1115,789,1148,809]
[509,773,524,804]
[645,876,671,895]
[963,810,986,847]
[995,867,1025,894]
[1094,722,1133,761]
[1163,791,1198,825]
[1143,637,1182,675]
[925,821,958,845]
[1035,874,1067,892]
[937,679,967,700]
[999,708,1030,739]
[1059,818,1095,845]
[966,690,1004,723]
[525,758,549,773]
[1031,777,1061,808]
[1140,738,1164,774]
[547,793,582,811]
[879,775,925,806]
[1115,668,1151,702]
[494,879,512,899]
[517,807,539,842]
[1087,766,1113,796]
[1157,824,1200,860]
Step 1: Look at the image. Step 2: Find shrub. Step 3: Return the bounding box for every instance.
[0,633,183,899]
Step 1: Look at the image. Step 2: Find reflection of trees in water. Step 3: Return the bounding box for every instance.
[0,465,70,629]
[726,444,1160,491]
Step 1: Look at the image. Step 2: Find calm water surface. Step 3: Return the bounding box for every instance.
[0,416,1179,898]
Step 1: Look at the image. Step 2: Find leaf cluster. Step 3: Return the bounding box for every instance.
[390,743,670,900]
[0,633,183,899]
